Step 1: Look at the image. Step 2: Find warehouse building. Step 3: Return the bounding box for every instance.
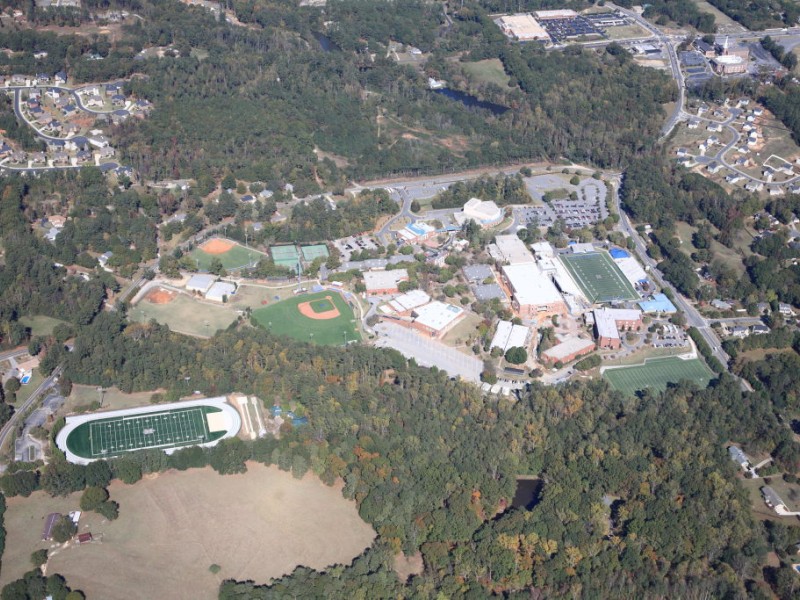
[495,14,550,42]
[186,273,216,294]
[364,269,409,295]
[502,263,567,319]
[205,281,236,303]
[388,289,431,313]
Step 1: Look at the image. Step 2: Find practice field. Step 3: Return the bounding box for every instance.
[252,290,359,345]
[1,464,376,600]
[190,238,266,271]
[130,293,236,337]
[560,252,639,303]
[603,357,714,395]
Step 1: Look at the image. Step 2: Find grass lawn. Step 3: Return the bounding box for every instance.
[0,464,376,600]
[18,315,66,337]
[251,291,359,346]
[190,243,266,271]
[605,23,651,40]
[560,252,639,303]
[227,283,297,310]
[65,385,160,413]
[13,370,43,405]
[601,344,691,367]
[441,311,483,348]
[603,357,714,395]
[129,294,237,338]
[462,59,511,88]
[740,477,800,526]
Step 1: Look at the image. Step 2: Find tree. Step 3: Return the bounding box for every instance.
[84,460,112,488]
[80,486,109,511]
[97,500,119,521]
[0,470,39,497]
[505,347,527,364]
[51,516,76,543]
[112,458,142,485]
[4,378,20,396]
[221,173,236,190]
[30,549,47,567]
[40,462,85,497]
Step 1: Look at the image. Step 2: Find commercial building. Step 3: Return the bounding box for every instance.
[490,320,531,352]
[457,198,504,228]
[363,269,409,295]
[534,9,578,19]
[593,307,643,349]
[410,301,465,337]
[489,234,536,265]
[638,293,677,314]
[531,241,555,258]
[205,281,236,303]
[502,263,567,319]
[540,335,595,365]
[495,14,550,42]
[186,273,216,294]
[462,264,494,283]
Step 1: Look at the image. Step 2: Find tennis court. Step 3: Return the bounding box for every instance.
[560,252,639,303]
[603,357,713,395]
[270,245,301,273]
[301,244,330,261]
[66,406,225,459]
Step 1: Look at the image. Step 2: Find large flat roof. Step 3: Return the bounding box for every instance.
[542,336,594,361]
[363,269,409,292]
[496,14,550,41]
[412,301,464,331]
[490,320,530,351]
[493,234,536,265]
[503,263,563,306]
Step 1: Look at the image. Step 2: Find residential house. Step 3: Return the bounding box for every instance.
[52,151,69,165]
[707,122,722,133]
[97,146,116,159]
[88,135,110,148]
[707,162,723,174]
[745,181,763,192]
[30,152,46,165]
[54,71,67,85]
[111,94,126,106]
[687,118,700,129]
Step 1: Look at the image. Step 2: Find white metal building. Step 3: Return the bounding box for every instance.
[186,273,216,294]
[411,301,465,337]
[490,320,531,352]
[491,234,536,265]
[205,281,236,302]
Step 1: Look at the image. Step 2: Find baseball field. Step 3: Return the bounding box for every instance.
[603,357,713,395]
[0,464,376,600]
[190,238,266,271]
[251,291,359,346]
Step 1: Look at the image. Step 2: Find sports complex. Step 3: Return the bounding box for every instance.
[602,357,713,396]
[251,290,359,346]
[56,398,241,465]
[190,238,266,271]
[560,251,639,303]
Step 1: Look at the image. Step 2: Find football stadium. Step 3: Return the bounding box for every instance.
[56,397,241,465]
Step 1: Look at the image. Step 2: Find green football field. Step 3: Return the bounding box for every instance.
[603,357,714,395]
[560,252,639,303]
[65,406,227,460]
[251,291,360,346]
[190,242,265,271]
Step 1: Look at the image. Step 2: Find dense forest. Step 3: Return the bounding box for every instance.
[706,0,800,30]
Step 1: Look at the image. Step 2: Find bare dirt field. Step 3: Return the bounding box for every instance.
[201,238,236,255]
[2,464,375,600]
[145,287,176,304]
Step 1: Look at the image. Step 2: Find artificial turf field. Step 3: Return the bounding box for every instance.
[251,291,359,346]
[190,242,266,271]
[603,357,714,395]
[560,252,639,303]
[65,406,226,459]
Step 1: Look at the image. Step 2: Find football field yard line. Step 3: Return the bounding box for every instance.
[87,408,208,456]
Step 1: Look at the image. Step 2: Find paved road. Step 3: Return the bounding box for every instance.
[612,178,732,370]
[0,348,28,362]
[0,366,61,454]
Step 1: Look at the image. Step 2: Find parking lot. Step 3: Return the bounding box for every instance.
[374,322,482,383]
[651,322,688,348]
[542,16,603,42]
[332,235,381,261]
[515,179,608,229]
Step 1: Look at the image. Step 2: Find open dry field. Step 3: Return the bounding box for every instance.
[63,385,162,414]
[461,59,511,88]
[1,464,375,599]
[129,293,237,338]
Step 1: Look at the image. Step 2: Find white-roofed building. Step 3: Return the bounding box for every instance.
[594,307,642,349]
[364,269,409,295]
[389,289,431,313]
[490,320,531,352]
[570,243,595,254]
[531,241,554,258]
[410,301,465,337]
[502,263,567,319]
[534,9,578,19]
[495,14,550,42]
[614,256,648,286]
[205,281,236,302]
[186,274,216,294]
[458,198,504,228]
[490,234,536,265]
[397,221,436,243]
